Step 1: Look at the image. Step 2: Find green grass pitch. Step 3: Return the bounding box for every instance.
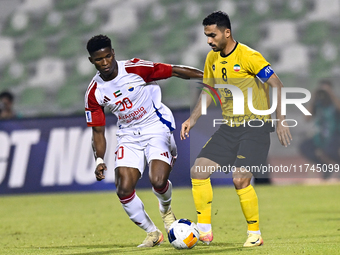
[0,184,339,255]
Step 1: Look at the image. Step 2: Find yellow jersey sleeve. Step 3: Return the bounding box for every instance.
[245,51,270,76]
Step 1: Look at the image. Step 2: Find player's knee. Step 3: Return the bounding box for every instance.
[190,166,200,178]
[116,185,134,199]
[233,177,251,189]
[150,176,168,190]
[191,165,211,179]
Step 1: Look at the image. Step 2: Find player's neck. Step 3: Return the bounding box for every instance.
[221,38,236,57]
[100,61,118,81]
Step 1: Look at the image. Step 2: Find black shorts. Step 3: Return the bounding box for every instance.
[197,122,274,177]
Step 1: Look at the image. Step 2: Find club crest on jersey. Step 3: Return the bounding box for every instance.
[113,90,122,98]
[128,86,134,92]
[233,64,241,72]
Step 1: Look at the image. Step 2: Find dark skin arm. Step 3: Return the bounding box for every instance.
[171,65,203,79]
[92,126,107,181]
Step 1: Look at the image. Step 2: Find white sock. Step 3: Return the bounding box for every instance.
[197,223,211,232]
[152,180,172,213]
[119,190,157,233]
[248,230,261,235]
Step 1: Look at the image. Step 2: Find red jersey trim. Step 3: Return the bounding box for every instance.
[85,82,106,127]
[125,58,172,83]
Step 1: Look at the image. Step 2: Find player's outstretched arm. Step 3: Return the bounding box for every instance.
[171,65,203,79]
[267,74,293,147]
[181,89,213,140]
[92,126,107,181]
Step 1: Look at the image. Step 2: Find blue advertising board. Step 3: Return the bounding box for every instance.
[0,109,232,195]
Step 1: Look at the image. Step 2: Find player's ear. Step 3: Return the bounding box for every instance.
[88,56,94,64]
[224,28,231,38]
[111,48,115,57]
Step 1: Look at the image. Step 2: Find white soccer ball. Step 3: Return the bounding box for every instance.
[167,219,200,249]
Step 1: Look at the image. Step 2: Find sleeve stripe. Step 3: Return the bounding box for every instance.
[85,81,97,108]
[125,59,154,67]
[125,59,172,83]
[125,63,154,68]
[86,80,95,93]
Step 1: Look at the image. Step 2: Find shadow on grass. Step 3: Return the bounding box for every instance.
[33,242,247,255]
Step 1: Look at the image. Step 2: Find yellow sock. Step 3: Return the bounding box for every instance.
[191,178,213,224]
[236,185,260,231]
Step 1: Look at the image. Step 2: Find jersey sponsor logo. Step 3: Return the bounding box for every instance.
[85,111,92,123]
[220,61,228,64]
[233,64,241,72]
[113,90,122,98]
[160,152,169,158]
[237,155,246,159]
[223,88,233,98]
[118,106,147,123]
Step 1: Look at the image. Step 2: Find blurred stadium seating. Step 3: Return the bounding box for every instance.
[0,0,339,118]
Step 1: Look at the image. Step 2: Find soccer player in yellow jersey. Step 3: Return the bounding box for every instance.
[181,11,292,247]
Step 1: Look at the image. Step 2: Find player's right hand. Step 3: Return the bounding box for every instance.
[180,118,194,140]
[95,163,107,181]
[276,121,292,147]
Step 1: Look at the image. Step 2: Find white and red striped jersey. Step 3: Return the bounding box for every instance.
[84,58,176,133]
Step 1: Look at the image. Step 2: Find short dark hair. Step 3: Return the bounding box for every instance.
[202,11,231,30]
[0,91,14,102]
[87,34,112,54]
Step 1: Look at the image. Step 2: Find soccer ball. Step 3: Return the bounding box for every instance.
[167,219,200,249]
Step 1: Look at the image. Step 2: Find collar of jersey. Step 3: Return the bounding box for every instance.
[220,41,239,58]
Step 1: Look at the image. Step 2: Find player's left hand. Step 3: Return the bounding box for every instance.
[276,122,292,147]
[180,118,191,140]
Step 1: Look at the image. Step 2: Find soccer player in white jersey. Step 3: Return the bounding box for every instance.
[85,35,203,248]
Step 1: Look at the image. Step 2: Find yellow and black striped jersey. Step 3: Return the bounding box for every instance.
[203,42,274,125]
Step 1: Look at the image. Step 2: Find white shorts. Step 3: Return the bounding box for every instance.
[114,130,177,175]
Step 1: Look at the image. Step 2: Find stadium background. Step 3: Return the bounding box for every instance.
[0,0,340,194]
